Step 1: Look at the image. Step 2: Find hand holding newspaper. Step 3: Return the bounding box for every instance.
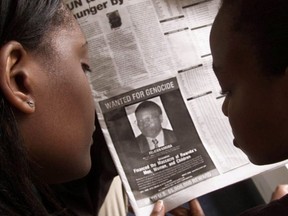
[65,0,288,215]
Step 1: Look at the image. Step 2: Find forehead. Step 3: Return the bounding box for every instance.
[51,20,84,47]
[210,8,234,62]
[210,8,257,72]
[32,24,87,80]
[38,22,86,62]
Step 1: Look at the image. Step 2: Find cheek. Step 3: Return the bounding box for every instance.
[227,93,287,164]
[54,76,95,181]
[226,94,260,149]
[66,74,95,143]
[153,121,161,130]
[138,123,144,131]
[35,71,95,182]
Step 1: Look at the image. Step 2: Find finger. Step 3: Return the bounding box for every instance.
[189,199,205,216]
[150,200,165,216]
[128,204,134,214]
[271,184,288,201]
[169,206,191,216]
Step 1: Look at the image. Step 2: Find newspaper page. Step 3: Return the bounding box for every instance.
[64,0,288,215]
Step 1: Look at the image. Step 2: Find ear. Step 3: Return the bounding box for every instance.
[159,114,163,123]
[0,41,35,114]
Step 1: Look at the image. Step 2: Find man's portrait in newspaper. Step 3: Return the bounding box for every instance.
[106,10,122,29]
[134,100,177,153]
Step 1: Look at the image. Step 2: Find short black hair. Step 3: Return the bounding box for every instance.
[220,0,288,75]
[0,0,71,51]
[0,1,73,215]
[135,101,162,116]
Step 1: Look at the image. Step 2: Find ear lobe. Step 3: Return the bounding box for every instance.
[0,41,35,114]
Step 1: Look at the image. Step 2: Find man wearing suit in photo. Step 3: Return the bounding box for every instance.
[135,101,177,153]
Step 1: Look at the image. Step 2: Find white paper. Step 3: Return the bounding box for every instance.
[65,0,288,215]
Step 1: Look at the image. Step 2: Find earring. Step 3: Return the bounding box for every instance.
[27,100,35,108]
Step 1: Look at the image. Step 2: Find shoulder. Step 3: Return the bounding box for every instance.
[163,129,176,138]
[163,129,177,144]
[136,134,145,139]
[163,129,174,134]
[136,134,146,141]
[239,194,288,216]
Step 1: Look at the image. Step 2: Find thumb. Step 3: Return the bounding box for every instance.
[150,200,165,216]
[271,184,288,201]
[189,199,205,216]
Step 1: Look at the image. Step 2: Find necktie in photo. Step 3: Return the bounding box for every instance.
[152,138,159,148]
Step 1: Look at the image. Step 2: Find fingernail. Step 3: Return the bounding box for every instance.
[154,200,163,212]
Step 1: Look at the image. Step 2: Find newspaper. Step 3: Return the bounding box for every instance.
[65,0,288,215]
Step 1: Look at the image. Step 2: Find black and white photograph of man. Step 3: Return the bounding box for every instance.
[133,100,177,153]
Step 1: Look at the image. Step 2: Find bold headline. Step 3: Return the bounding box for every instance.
[133,148,198,175]
[150,171,212,201]
[66,0,124,19]
[99,78,178,113]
